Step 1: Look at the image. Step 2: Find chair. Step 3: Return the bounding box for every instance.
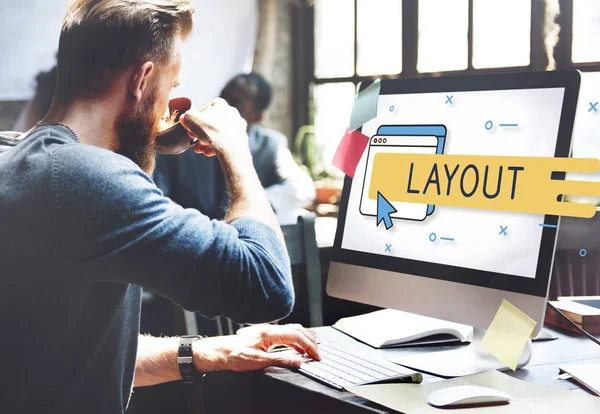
[280,212,324,328]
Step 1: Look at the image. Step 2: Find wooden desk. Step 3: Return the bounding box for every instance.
[198,326,600,414]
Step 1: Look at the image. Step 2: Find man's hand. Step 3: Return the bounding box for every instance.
[179,98,283,237]
[179,98,248,158]
[193,324,321,373]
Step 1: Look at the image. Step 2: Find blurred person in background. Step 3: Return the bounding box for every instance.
[154,72,315,224]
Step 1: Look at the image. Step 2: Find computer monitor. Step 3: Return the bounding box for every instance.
[327,71,580,375]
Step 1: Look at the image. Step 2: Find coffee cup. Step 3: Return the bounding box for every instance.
[155,97,197,155]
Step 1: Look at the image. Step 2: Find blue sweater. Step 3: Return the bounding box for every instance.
[0,125,293,413]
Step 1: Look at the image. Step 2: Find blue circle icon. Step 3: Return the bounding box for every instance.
[429,232,437,242]
[485,120,493,130]
[580,249,587,257]
[390,105,395,112]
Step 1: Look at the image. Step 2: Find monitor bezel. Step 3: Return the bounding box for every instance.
[332,70,580,298]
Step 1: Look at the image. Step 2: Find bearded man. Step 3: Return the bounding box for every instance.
[0,1,318,413]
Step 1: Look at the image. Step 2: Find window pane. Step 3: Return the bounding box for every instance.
[472,0,531,69]
[314,0,355,78]
[357,0,402,76]
[572,0,600,63]
[312,82,356,175]
[567,72,600,204]
[418,0,468,73]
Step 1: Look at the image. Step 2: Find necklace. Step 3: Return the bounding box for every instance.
[36,121,80,142]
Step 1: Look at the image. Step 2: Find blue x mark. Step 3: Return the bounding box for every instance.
[446,95,453,104]
[385,243,392,252]
[499,226,508,236]
[589,102,598,112]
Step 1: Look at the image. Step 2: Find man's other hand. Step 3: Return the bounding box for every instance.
[193,324,320,373]
[179,97,248,158]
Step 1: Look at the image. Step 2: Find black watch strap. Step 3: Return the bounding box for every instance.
[178,335,205,383]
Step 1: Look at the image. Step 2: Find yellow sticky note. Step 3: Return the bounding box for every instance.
[480,299,537,371]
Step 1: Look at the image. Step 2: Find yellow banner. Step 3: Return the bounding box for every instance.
[368,153,600,218]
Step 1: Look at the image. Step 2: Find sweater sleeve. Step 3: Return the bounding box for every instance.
[50,144,294,323]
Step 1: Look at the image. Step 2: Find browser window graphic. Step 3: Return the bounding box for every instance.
[359,125,447,222]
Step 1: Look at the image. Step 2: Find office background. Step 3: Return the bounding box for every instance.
[2,0,599,180]
[1,1,599,412]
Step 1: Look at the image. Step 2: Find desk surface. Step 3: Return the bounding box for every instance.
[201,326,600,414]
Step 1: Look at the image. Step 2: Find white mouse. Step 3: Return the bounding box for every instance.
[428,385,511,408]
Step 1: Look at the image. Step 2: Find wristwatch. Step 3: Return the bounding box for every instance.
[178,335,205,383]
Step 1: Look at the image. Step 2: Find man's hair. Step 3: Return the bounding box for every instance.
[230,72,272,112]
[56,0,194,101]
[245,73,272,112]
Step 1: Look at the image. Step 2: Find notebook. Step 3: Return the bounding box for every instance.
[549,296,600,334]
[560,362,600,396]
[558,295,600,310]
[332,309,473,349]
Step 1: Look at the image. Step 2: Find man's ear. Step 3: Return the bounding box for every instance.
[129,62,154,102]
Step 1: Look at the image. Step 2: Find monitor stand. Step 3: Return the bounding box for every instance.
[390,328,533,378]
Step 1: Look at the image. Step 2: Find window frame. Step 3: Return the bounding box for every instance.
[309,0,545,84]
[292,0,600,147]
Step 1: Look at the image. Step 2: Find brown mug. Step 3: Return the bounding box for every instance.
[155,97,197,155]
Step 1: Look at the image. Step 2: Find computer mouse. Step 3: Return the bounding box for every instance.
[427,385,511,408]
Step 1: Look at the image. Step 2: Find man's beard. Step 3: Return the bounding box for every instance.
[116,91,159,175]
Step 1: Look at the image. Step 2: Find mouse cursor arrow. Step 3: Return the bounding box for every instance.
[377,191,397,230]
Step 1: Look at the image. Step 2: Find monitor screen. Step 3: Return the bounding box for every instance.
[333,72,581,298]
[342,87,565,279]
